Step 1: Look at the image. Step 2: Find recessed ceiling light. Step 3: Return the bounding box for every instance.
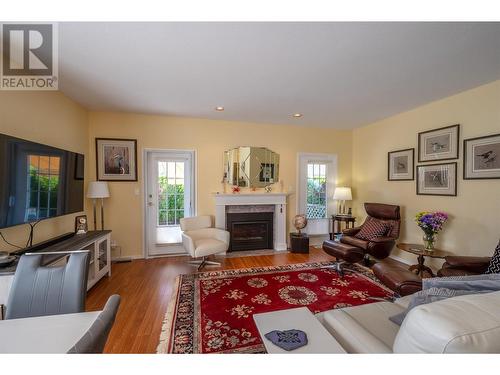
[215,106,224,111]
[293,113,303,118]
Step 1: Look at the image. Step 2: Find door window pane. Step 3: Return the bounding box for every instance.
[25,155,60,221]
[157,161,186,226]
[306,162,327,219]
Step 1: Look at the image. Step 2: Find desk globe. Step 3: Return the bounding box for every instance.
[293,214,308,234]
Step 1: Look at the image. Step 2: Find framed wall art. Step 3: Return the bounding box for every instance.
[416,162,457,196]
[464,133,500,180]
[96,138,138,181]
[388,148,414,181]
[418,124,460,162]
[259,163,275,182]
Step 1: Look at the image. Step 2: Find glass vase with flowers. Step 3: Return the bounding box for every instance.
[415,211,448,250]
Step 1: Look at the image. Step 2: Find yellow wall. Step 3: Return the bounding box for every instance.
[352,80,500,268]
[0,91,88,252]
[88,112,353,257]
[2,80,498,265]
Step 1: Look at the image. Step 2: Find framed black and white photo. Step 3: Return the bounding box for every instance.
[75,215,88,235]
[96,138,138,181]
[464,133,500,180]
[388,148,414,181]
[259,163,275,183]
[418,124,460,162]
[416,162,457,196]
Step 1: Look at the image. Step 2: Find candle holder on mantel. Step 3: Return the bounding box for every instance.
[221,177,227,194]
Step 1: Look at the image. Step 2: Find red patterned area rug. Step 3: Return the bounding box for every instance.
[156,262,393,354]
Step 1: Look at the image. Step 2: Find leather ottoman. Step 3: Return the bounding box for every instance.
[372,263,422,297]
[322,240,364,264]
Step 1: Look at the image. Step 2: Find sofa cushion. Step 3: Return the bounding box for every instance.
[389,287,489,326]
[322,300,406,353]
[485,240,500,274]
[393,290,500,353]
[354,219,389,241]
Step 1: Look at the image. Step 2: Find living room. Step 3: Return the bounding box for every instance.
[1,1,500,373]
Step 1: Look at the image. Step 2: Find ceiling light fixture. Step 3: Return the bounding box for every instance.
[215,106,224,111]
[293,113,303,118]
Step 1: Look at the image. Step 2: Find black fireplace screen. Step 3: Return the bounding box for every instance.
[226,212,273,251]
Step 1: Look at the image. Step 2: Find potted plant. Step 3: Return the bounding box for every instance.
[415,211,448,250]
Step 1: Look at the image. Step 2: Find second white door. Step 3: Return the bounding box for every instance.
[146,150,195,256]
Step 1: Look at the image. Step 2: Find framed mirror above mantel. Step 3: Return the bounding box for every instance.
[224,147,280,188]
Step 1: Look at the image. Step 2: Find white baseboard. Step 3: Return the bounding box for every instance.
[111,255,144,262]
[389,254,412,266]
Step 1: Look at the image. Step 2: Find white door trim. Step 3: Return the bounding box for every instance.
[142,148,197,259]
[296,152,337,236]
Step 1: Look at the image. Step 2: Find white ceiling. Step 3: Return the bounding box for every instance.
[59,22,500,129]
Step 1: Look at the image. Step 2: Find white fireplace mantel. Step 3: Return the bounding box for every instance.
[212,192,289,251]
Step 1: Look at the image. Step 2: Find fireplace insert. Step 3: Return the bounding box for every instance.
[226,212,273,251]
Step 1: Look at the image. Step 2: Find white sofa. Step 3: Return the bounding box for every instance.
[318,290,500,353]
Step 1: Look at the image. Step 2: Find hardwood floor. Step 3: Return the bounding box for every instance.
[86,247,403,353]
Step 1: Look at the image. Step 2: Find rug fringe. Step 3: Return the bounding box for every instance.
[156,275,181,354]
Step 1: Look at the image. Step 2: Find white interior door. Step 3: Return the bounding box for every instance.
[297,153,337,236]
[146,150,195,256]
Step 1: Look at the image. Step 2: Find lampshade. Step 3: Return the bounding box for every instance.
[333,187,352,201]
[87,181,110,198]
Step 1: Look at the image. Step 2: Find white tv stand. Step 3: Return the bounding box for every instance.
[0,231,112,313]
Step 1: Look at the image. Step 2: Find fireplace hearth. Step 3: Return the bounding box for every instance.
[226,212,274,251]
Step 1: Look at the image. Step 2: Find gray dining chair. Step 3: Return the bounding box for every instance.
[5,251,90,320]
[67,294,121,353]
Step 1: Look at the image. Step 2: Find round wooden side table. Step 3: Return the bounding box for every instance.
[397,243,454,278]
[329,215,356,240]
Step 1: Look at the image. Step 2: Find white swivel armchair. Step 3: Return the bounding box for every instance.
[180,215,230,271]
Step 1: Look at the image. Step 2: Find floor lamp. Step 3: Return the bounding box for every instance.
[87,181,110,230]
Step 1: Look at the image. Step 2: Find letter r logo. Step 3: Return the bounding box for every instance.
[2,24,53,76]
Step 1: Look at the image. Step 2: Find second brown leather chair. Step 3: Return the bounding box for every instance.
[437,256,492,277]
[323,202,401,275]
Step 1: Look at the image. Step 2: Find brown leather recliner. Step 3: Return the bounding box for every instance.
[373,254,493,297]
[437,256,491,277]
[323,203,401,274]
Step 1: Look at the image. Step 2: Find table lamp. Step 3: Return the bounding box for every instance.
[87,181,110,230]
[333,187,352,215]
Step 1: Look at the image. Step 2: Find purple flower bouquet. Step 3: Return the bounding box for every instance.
[415,211,448,250]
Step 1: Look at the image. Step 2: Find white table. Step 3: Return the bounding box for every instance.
[253,307,346,353]
[0,311,100,353]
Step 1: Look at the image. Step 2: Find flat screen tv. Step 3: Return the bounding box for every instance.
[0,133,84,229]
